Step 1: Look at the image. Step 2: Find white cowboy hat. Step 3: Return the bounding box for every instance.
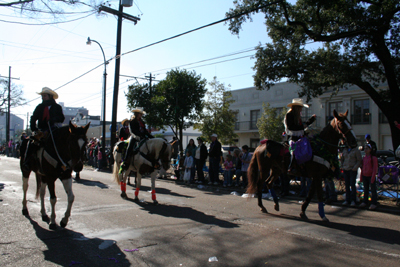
[287,98,309,108]
[131,107,146,115]
[121,118,129,125]
[210,134,218,138]
[37,87,58,99]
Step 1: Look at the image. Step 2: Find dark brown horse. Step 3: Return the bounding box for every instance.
[247,110,357,221]
[20,121,90,229]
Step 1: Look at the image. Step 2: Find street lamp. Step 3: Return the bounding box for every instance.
[87,37,108,169]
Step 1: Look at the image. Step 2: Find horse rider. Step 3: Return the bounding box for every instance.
[121,107,154,170]
[284,98,316,175]
[118,118,131,141]
[22,87,65,171]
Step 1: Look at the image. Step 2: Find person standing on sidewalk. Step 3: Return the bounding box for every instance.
[208,134,222,185]
[359,144,379,210]
[195,137,208,184]
[341,143,362,207]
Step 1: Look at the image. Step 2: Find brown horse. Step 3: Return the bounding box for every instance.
[20,121,90,229]
[247,110,357,221]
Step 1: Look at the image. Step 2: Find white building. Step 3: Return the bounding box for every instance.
[230,82,392,150]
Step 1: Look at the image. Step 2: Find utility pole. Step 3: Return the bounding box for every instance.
[145,73,155,132]
[99,1,140,150]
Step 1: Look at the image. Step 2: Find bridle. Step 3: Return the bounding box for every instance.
[334,118,353,140]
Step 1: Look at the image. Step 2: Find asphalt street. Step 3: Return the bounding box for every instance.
[1,155,399,266]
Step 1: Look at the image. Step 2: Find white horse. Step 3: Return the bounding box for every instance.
[112,138,173,204]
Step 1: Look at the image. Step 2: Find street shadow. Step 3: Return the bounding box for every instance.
[74,178,109,189]
[124,198,238,229]
[23,214,130,266]
[126,184,194,199]
[264,211,400,245]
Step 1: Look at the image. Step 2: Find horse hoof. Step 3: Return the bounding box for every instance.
[42,215,50,223]
[133,197,139,202]
[121,192,127,199]
[260,207,268,213]
[322,216,330,222]
[300,212,308,220]
[60,220,67,228]
[49,223,57,230]
[153,200,158,205]
[22,209,29,216]
[274,203,280,212]
[127,181,131,185]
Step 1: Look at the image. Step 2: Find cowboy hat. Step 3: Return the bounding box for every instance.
[37,87,58,99]
[121,118,129,125]
[287,98,309,108]
[210,134,218,138]
[131,107,146,114]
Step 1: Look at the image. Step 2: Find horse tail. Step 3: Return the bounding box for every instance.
[35,173,41,199]
[246,148,259,195]
[112,145,122,184]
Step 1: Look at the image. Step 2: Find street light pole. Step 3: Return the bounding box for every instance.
[87,37,108,169]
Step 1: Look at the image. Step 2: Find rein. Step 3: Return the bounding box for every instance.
[48,122,68,171]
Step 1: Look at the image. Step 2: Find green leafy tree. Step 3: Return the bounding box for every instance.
[257,103,286,141]
[125,82,168,130]
[0,79,26,115]
[126,69,207,155]
[226,0,400,150]
[195,77,238,145]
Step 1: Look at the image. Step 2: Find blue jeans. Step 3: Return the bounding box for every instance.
[325,178,337,200]
[343,170,357,202]
[209,157,220,183]
[223,170,233,185]
[362,175,377,205]
[235,169,242,186]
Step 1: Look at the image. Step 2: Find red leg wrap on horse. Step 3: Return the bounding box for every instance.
[135,187,140,197]
[151,189,156,201]
[121,182,126,192]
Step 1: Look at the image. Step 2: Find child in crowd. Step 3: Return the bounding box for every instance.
[223,154,234,187]
[359,144,379,210]
[183,151,194,185]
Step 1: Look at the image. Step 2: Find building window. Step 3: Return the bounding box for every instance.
[234,111,240,130]
[328,102,343,116]
[250,109,260,130]
[250,138,260,150]
[353,99,371,124]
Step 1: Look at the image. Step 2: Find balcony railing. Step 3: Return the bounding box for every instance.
[234,116,321,132]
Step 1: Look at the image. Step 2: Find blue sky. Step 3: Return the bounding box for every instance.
[1,0,272,128]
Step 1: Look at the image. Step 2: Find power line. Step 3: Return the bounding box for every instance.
[0,12,96,25]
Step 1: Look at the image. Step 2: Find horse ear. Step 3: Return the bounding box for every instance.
[343,110,349,117]
[83,122,91,133]
[333,109,339,120]
[69,121,77,133]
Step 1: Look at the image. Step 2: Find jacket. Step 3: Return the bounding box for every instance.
[209,139,222,159]
[30,99,65,131]
[341,147,362,171]
[118,126,130,141]
[284,110,315,138]
[129,118,154,140]
[198,143,208,162]
[360,155,378,181]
